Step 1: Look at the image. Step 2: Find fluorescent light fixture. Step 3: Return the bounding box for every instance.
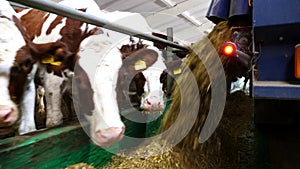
[181,11,202,27]
[159,0,175,7]
[158,0,202,27]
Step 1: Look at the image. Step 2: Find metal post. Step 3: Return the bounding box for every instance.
[166,28,174,97]
[8,0,189,51]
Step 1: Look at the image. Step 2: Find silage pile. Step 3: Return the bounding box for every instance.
[101,141,181,169]
[65,163,96,169]
[100,139,220,169]
[158,20,239,168]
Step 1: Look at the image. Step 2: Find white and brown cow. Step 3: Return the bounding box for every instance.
[13,0,125,146]
[82,30,186,146]
[0,0,38,137]
[15,0,103,129]
[81,36,172,146]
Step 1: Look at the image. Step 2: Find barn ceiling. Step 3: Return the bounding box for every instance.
[11,0,215,44]
[95,0,215,44]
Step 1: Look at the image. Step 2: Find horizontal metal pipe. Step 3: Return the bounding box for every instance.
[8,0,189,51]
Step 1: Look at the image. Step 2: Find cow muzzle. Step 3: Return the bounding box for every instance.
[0,105,17,127]
[94,126,125,147]
[140,95,165,113]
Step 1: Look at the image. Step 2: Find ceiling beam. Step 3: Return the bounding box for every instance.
[151,0,208,16]
[148,0,210,27]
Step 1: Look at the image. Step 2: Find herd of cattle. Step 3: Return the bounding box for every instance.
[0,0,187,146]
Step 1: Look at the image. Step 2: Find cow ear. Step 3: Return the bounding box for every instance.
[164,59,183,77]
[122,48,159,72]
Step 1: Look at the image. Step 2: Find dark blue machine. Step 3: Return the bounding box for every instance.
[207,0,300,125]
[253,0,300,125]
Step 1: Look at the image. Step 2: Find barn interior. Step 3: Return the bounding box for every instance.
[2,0,300,169]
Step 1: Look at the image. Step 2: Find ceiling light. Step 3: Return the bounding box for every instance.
[181,11,202,27]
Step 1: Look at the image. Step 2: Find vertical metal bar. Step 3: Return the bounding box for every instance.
[166,27,174,97]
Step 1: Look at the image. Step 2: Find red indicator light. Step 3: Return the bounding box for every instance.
[222,42,237,57]
[295,44,300,78]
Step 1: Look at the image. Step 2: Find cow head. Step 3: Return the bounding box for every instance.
[85,38,169,147]
[117,38,185,114]
[116,39,167,114]
[0,4,35,136]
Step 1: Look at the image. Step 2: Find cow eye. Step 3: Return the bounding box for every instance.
[24,59,32,68]
[19,60,33,72]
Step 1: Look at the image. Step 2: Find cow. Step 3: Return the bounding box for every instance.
[14,1,117,146]
[0,0,39,138]
[83,35,185,146]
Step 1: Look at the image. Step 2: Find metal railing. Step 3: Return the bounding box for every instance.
[8,0,189,51]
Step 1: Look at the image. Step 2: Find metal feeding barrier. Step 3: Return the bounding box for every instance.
[8,0,189,51]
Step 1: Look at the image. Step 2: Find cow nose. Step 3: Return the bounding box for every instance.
[0,108,14,125]
[145,96,161,109]
[146,98,152,105]
[95,126,125,147]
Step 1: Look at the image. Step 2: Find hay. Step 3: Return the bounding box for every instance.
[99,131,225,169]
[100,139,219,169]
[101,141,179,169]
[158,20,253,168]
[160,21,232,151]
[65,163,96,169]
